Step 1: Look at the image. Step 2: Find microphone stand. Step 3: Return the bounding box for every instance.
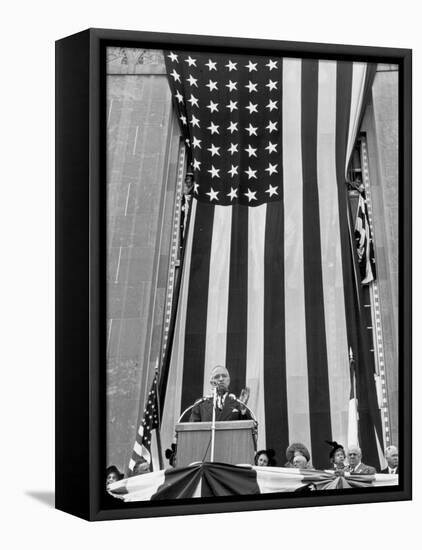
[177,397,207,423]
[210,386,217,462]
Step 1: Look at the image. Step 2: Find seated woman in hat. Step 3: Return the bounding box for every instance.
[285,443,312,469]
[165,443,177,468]
[254,449,277,467]
[105,465,124,488]
[326,440,347,473]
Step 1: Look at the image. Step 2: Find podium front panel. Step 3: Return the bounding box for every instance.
[175,421,255,467]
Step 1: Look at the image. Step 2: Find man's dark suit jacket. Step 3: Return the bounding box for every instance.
[381,466,399,474]
[348,462,377,474]
[189,393,251,422]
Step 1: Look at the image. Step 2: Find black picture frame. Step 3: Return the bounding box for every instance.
[55,28,412,521]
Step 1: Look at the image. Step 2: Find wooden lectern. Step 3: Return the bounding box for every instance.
[175,420,256,467]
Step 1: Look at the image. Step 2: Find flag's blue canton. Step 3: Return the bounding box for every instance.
[165,51,283,206]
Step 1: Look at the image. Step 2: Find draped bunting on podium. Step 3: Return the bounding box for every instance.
[160,51,382,470]
[108,462,398,502]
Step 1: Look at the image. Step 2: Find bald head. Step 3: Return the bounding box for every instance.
[385,445,398,468]
[347,445,362,467]
[210,366,230,393]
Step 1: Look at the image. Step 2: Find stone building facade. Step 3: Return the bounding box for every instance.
[106,51,399,471]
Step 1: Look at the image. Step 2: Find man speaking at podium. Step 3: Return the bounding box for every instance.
[189,366,251,422]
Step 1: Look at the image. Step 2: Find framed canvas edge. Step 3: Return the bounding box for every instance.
[55,28,412,522]
[56,29,92,521]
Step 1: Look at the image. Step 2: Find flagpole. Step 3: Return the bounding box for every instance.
[155,428,164,470]
[210,386,217,462]
[348,346,359,448]
[154,365,164,470]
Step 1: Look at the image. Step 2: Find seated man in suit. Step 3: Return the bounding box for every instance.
[189,365,251,422]
[346,445,376,474]
[381,445,399,474]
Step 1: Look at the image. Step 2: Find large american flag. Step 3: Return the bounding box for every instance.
[161,51,383,470]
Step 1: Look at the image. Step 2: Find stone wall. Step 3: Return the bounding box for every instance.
[106,48,181,471]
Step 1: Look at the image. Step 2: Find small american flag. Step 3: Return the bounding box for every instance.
[129,372,160,472]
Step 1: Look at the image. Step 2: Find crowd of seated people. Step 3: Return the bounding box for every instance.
[105,443,399,492]
[253,441,399,477]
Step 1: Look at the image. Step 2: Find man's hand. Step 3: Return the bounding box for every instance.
[238,387,250,414]
[239,387,250,404]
